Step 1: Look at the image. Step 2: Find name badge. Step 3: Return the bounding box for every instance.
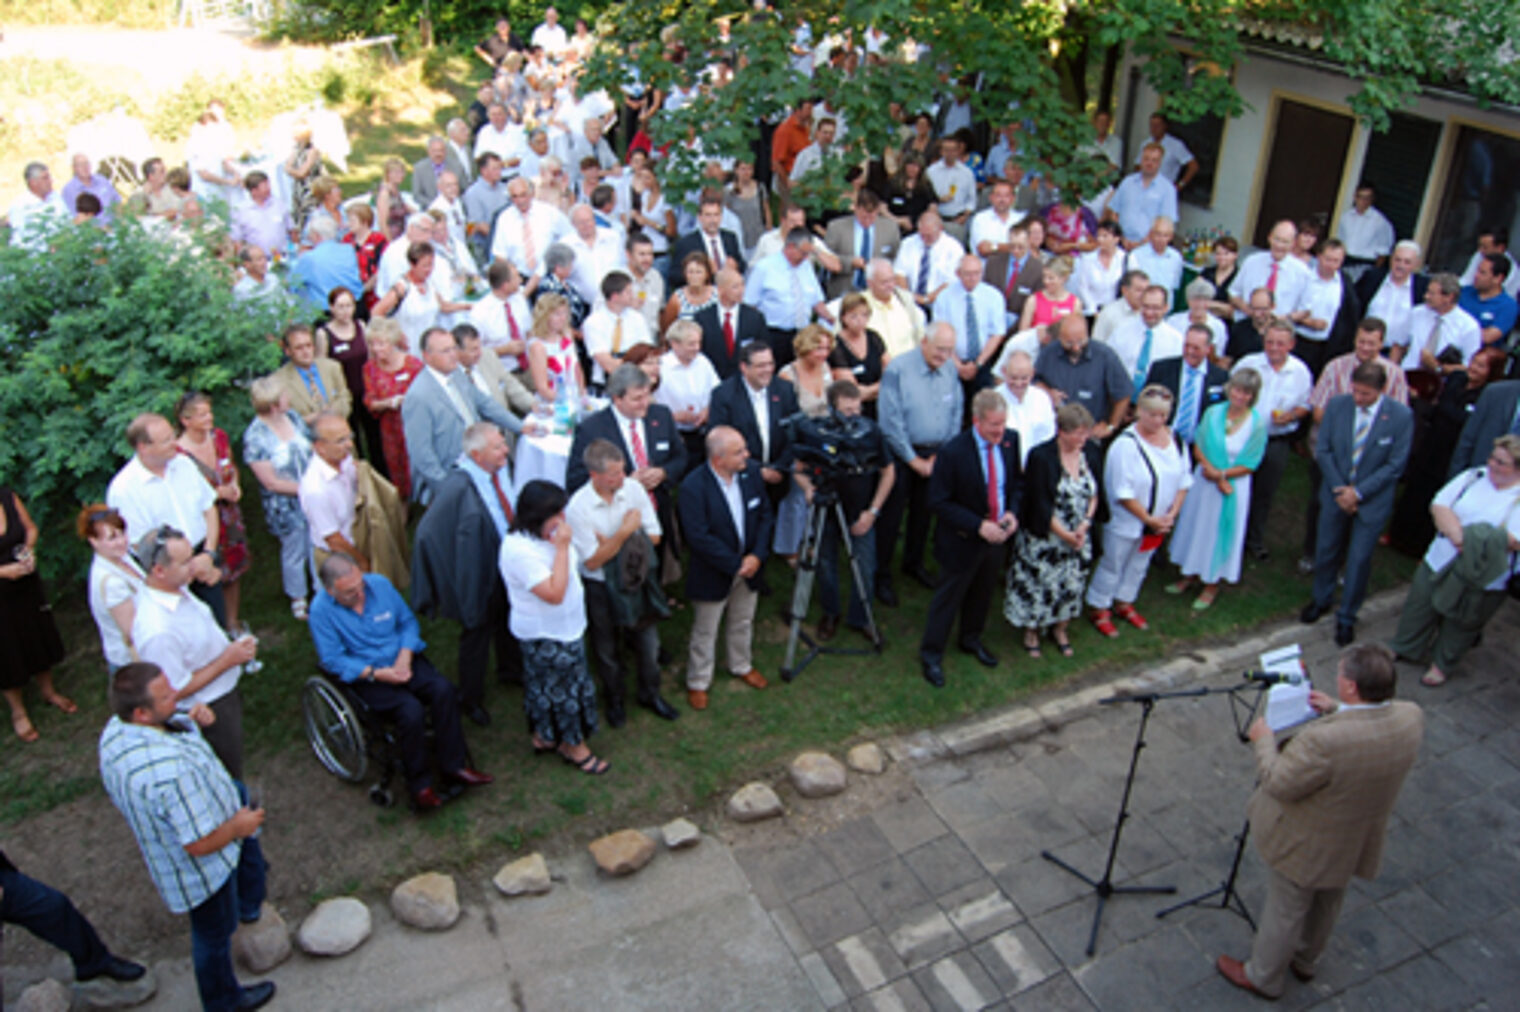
[746,497,761,508]
[373,610,393,623]
[1017,286,1031,295]
[1206,385,1223,395]
[655,441,668,451]
[1377,436,1393,446]
[1076,389,1094,400]
[852,364,866,375]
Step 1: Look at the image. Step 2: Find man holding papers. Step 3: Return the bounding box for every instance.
[1217,644,1423,1000]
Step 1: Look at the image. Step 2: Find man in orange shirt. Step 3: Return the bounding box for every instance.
[770,99,818,191]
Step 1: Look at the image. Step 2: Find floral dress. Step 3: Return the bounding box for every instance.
[180,430,250,581]
[363,355,424,501]
[1004,462,1096,628]
[241,412,313,537]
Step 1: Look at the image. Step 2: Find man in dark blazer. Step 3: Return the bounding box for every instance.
[919,389,1025,687]
[695,268,766,380]
[1301,362,1413,645]
[982,225,1045,322]
[411,136,469,209]
[410,422,521,727]
[821,190,901,299]
[707,340,800,515]
[1217,644,1422,1001]
[1144,324,1229,444]
[1353,241,1428,349]
[678,426,775,711]
[1449,379,1520,478]
[402,327,524,505]
[565,364,686,522]
[665,194,746,289]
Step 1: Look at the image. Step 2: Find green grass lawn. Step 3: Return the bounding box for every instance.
[1,450,1415,884]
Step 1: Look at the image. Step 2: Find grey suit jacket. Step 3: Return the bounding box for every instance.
[1450,380,1520,479]
[1315,393,1412,527]
[411,153,469,208]
[401,367,521,503]
[983,251,1045,318]
[822,215,902,299]
[1248,701,1423,889]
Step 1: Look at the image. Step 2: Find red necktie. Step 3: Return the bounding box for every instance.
[1004,257,1022,299]
[629,422,657,507]
[708,235,724,270]
[1266,261,1279,293]
[489,471,516,525]
[723,310,735,358]
[986,441,999,521]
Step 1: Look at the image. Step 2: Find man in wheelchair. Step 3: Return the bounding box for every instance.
[308,553,494,811]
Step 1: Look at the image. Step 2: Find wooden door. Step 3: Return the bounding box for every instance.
[1252,99,1354,247]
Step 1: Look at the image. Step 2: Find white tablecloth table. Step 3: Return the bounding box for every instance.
[513,432,573,495]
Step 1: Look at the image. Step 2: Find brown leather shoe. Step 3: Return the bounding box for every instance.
[1216,955,1276,1000]
[736,669,769,690]
[687,690,708,711]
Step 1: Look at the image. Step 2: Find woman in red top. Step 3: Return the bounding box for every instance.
[175,391,251,630]
[361,318,424,501]
[1020,256,1082,331]
[344,203,388,315]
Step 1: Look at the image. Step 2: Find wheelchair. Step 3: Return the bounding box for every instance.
[300,671,403,807]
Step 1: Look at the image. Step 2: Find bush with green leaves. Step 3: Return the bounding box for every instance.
[0,216,286,581]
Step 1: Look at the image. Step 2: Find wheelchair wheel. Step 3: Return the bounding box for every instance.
[301,676,368,783]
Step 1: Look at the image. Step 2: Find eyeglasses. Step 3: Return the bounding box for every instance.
[87,508,119,528]
[136,524,184,570]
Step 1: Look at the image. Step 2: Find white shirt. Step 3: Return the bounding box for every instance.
[1150,134,1194,184]
[474,122,527,165]
[107,455,215,547]
[926,160,977,218]
[1228,252,1312,320]
[611,406,650,470]
[1425,469,1520,589]
[747,382,771,461]
[1109,318,1183,379]
[788,142,831,182]
[997,385,1055,465]
[89,554,145,669]
[531,21,569,53]
[1165,311,1227,358]
[1104,431,1193,538]
[298,453,357,549]
[582,306,652,385]
[563,227,626,305]
[968,207,1017,257]
[713,465,747,540]
[490,201,569,277]
[1092,299,1140,347]
[1234,353,1312,436]
[500,533,585,641]
[1336,206,1395,261]
[1395,305,1483,367]
[7,190,67,250]
[566,481,661,583]
[655,351,720,429]
[468,290,532,355]
[1365,274,1418,349]
[133,585,240,707]
[1075,249,1125,315]
[628,269,664,335]
[1295,272,1346,341]
[1126,245,1184,297]
[374,236,412,297]
[893,233,964,298]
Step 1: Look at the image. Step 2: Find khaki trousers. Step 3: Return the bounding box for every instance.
[1244,865,1346,997]
[685,574,758,690]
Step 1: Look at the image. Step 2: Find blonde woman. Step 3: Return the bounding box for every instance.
[527,293,584,401]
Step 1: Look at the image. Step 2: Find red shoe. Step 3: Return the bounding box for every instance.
[1216,955,1276,999]
[446,768,494,787]
[412,787,444,812]
[1091,610,1119,638]
[1114,603,1149,630]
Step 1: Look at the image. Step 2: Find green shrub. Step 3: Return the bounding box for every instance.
[0,216,286,581]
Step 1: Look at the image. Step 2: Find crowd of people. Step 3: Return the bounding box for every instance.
[2,7,1519,1009]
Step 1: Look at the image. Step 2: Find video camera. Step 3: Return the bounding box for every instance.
[782,409,884,487]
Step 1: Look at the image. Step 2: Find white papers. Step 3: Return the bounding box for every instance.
[1265,682,1317,733]
[1260,644,1305,683]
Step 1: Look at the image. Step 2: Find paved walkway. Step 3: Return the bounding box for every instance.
[10,590,1517,1010]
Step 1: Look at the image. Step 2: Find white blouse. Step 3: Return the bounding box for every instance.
[1104,429,1194,539]
[1425,469,1520,591]
[500,532,586,641]
[89,554,146,669]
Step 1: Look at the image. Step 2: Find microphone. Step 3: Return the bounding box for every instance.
[1243,669,1304,687]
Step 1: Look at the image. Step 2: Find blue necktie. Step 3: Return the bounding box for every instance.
[855,225,870,289]
[965,293,981,360]
[1175,366,1200,442]
[916,243,931,295]
[298,365,328,402]
[1132,328,1154,397]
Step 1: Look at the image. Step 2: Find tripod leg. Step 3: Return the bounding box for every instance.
[781,501,828,679]
[1155,818,1255,927]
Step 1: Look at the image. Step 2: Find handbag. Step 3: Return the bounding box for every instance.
[1449,469,1520,599]
[1127,429,1181,553]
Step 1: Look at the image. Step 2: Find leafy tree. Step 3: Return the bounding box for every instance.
[0,217,285,580]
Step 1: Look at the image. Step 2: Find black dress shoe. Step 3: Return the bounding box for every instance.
[905,566,938,590]
[464,704,491,727]
[446,767,494,786]
[921,659,945,688]
[605,701,627,729]
[817,614,839,641]
[960,640,998,667]
[76,956,147,983]
[413,786,445,812]
[1335,621,1355,647]
[876,582,899,607]
[1300,601,1329,624]
[638,695,680,720]
[236,981,277,1010]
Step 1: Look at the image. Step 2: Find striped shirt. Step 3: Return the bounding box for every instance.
[99,715,241,914]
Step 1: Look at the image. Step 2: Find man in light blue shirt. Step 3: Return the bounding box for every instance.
[1125,216,1184,300]
[1107,144,1178,248]
[934,254,1008,399]
[287,217,363,311]
[743,228,832,366]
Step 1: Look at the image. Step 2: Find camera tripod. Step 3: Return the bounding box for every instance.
[780,489,883,681]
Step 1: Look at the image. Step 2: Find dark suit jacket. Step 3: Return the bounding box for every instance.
[411,153,469,208]
[707,375,800,470]
[678,461,774,601]
[1322,271,1364,360]
[822,215,902,299]
[1353,268,1429,325]
[665,229,746,289]
[564,405,687,506]
[410,469,501,629]
[983,251,1045,318]
[1315,393,1413,526]
[695,301,767,380]
[1144,357,1229,433]
[929,427,1025,569]
[1019,436,1104,539]
[1225,319,1265,364]
[1450,379,1520,478]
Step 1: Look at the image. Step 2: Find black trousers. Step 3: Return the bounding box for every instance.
[1245,437,1291,556]
[920,541,1006,661]
[877,453,936,580]
[0,862,114,976]
[583,581,662,708]
[1302,456,1324,559]
[1295,338,1332,381]
[457,577,520,708]
[767,327,798,368]
[348,655,466,793]
[203,689,244,782]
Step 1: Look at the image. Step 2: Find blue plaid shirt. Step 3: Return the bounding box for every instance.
[99,715,242,914]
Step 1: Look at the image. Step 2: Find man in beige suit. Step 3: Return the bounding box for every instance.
[455,324,534,417]
[1218,643,1423,999]
[272,324,352,426]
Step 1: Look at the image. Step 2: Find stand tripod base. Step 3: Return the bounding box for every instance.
[1154,819,1256,929]
[1041,850,1177,956]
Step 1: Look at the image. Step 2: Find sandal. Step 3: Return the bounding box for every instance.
[1193,588,1218,612]
[1091,610,1119,638]
[12,712,39,743]
[42,693,78,715]
[1165,578,1194,596]
[1051,632,1075,658]
[560,749,610,775]
[1022,633,1042,659]
[1420,667,1447,688]
[1114,604,1149,631]
[531,737,557,755]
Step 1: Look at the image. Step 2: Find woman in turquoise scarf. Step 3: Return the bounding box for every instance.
[1167,369,1267,609]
